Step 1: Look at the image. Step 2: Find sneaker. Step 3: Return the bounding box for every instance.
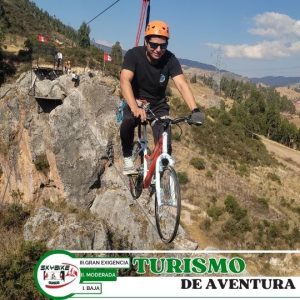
[123,157,138,175]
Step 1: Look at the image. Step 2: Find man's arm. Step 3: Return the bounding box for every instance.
[120,69,147,121]
[172,74,204,125]
[172,74,197,110]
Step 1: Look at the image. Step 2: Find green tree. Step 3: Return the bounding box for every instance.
[106,41,123,77]
[78,22,90,48]
[111,41,122,66]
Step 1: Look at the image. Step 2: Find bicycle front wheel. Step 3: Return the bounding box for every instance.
[155,166,181,243]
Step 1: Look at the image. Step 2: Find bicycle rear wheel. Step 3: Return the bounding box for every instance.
[128,142,143,199]
[155,166,181,243]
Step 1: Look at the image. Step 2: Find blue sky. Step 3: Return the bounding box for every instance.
[31,0,300,78]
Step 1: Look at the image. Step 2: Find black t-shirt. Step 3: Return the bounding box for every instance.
[122,46,183,104]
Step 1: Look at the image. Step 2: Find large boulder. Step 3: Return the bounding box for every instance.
[0,71,198,250]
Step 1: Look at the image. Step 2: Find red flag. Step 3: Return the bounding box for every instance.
[38,34,48,43]
[103,52,112,62]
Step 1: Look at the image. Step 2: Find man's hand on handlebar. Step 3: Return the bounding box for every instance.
[131,106,147,122]
[190,108,205,126]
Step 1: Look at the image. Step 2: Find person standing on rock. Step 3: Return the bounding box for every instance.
[55,51,63,69]
[120,20,204,175]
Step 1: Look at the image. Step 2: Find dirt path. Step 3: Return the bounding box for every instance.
[259,135,300,172]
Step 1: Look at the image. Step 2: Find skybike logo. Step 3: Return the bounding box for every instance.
[34,250,129,299]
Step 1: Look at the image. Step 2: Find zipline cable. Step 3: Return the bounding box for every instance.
[87,0,122,25]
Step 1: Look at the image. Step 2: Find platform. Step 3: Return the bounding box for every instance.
[33,66,63,80]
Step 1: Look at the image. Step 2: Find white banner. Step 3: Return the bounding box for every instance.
[71,276,300,298]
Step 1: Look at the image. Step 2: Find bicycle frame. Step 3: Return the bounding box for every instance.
[137,122,175,205]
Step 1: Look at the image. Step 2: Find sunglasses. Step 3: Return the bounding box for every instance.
[148,41,168,50]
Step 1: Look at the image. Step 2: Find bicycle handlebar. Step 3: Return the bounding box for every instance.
[138,103,202,126]
[145,107,200,126]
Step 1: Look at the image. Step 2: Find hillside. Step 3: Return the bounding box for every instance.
[167,79,300,251]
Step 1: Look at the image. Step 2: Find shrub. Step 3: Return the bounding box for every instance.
[11,189,24,202]
[268,223,281,239]
[34,154,50,174]
[237,164,249,177]
[190,157,205,170]
[0,241,47,299]
[224,195,239,214]
[267,172,281,184]
[0,203,30,229]
[206,171,213,178]
[207,206,224,221]
[257,197,269,210]
[177,172,189,185]
[224,195,247,221]
[292,206,300,215]
[201,218,211,230]
[222,216,251,237]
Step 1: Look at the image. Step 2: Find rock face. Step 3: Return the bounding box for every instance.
[0,71,197,250]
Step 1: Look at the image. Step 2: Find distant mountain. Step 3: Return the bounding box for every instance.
[91,41,126,55]
[250,76,300,87]
[178,58,218,72]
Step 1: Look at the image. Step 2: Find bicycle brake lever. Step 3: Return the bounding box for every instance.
[186,116,193,125]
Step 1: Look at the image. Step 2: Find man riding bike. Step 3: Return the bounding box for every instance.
[120,20,204,175]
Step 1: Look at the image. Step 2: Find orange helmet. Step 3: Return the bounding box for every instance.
[145,20,170,38]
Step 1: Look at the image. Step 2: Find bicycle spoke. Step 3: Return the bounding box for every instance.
[155,166,181,243]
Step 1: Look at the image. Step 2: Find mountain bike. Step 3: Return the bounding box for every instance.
[128,105,199,243]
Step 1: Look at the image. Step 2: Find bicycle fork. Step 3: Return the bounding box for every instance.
[155,132,176,206]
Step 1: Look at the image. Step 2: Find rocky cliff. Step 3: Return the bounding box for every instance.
[0,71,196,250]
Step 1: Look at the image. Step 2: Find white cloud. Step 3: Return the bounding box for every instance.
[249,12,298,38]
[208,12,300,59]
